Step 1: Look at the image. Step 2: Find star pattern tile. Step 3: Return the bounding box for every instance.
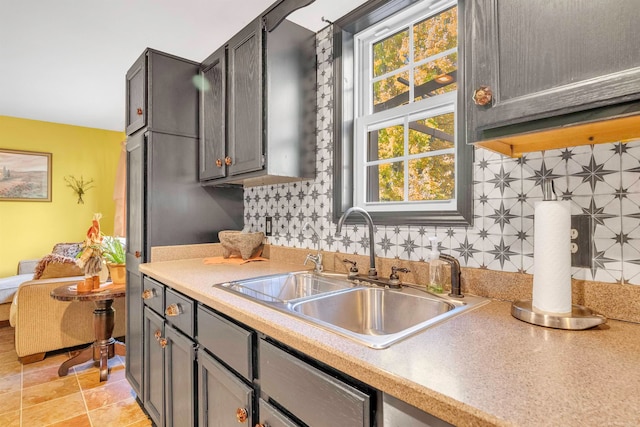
[239,28,640,286]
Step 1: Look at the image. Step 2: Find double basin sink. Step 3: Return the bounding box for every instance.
[217,271,488,349]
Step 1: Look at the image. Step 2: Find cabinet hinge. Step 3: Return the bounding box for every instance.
[261,154,266,166]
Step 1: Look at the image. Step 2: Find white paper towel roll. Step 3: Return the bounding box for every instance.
[532,200,572,314]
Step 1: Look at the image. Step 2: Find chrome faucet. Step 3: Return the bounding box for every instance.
[335,207,378,278]
[303,222,323,273]
[439,254,463,298]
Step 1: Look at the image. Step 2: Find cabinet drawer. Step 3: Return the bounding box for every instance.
[197,305,253,381]
[165,288,194,336]
[142,276,165,315]
[259,339,370,427]
[258,398,298,427]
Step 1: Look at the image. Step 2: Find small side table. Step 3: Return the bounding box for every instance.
[51,283,126,381]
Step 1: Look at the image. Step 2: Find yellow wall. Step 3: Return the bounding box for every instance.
[0,116,125,277]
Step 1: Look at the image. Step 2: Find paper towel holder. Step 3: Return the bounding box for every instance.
[541,178,557,201]
[511,300,606,330]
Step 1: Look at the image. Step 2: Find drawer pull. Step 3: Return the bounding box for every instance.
[165,303,182,317]
[142,289,156,300]
[225,156,233,166]
[154,330,161,341]
[255,424,267,427]
[159,337,167,349]
[135,251,141,258]
[136,107,143,115]
[216,158,223,168]
[473,85,492,106]
[236,407,248,423]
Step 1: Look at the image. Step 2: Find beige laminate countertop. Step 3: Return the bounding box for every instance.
[139,258,640,427]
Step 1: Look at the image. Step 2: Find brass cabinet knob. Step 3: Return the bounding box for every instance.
[135,251,141,258]
[165,303,182,317]
[216,159,223,168]
[473,86,492,106]
[159,338,167,349]
[136,107,143,115]
[236,408,248,423]
[154,330,161,341]
[225,156,232,166]
[142,289,156,300]
[255,424,267,427]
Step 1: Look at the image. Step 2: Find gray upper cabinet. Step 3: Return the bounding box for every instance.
[126,49,200,137]
[228,18,264,177]
[199,47,227,181]
[466,0,640,155]
[199,12,316,186]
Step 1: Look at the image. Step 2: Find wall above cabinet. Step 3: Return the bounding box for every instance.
[465,0,640,157]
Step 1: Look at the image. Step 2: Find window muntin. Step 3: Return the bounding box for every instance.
[354,1,458,213]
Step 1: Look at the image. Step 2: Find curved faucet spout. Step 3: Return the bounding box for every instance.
[335,207,378,278]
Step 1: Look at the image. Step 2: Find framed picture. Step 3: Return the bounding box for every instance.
[0,149,52,202]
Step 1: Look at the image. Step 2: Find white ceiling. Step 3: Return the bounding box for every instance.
[0,0,366,132]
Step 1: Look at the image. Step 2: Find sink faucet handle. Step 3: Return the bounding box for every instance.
[389,266,410,287]
[342,258,359,278]
[390,266,410,277]
[304,253,323,273]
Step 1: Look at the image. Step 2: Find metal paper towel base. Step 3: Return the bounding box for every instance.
[511,300,606,330]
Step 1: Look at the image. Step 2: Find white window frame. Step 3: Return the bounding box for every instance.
[352,0,458,213]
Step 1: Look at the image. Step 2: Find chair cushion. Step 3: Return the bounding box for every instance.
[33,254,83,280]
[0,273,32,304]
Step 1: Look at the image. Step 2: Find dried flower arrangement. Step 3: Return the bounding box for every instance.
[64,175,95,204]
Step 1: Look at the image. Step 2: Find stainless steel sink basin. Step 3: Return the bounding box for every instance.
[290,287,482,348]
[216,271,489,348]
[221,271,354,303]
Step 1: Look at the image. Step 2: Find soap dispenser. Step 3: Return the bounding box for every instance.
[427,236,445,293]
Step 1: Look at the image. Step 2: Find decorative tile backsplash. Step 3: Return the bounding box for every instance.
[245,26,640,286]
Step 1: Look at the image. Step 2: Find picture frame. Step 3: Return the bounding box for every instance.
[0,149,52,202]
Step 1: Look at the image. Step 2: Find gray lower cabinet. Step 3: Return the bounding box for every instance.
[382,394,453,427]
[198,350,253,426]
[142,282,197,427]
[257,398,298,427]
[466,0,640,142]
[143,307,165,425]
[164,324,197,427]
[259,339,371,427]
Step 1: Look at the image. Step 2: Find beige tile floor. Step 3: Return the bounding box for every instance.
[0,325,151,426]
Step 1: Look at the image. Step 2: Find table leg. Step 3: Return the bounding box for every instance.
[58,298,124,381]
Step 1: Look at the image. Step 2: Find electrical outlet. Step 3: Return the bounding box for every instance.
[265,216,272,236]
[571,215,593,268]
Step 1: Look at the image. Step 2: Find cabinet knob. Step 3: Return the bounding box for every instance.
[142,289,156,300]
[236,407,248,423]
[216,159,223,168]
[136,107,143,115]
[473,86,492,106]
[165,303,182,317]
[255,424,267,427]
[154,330,161,341]
[135,251,141,258]
[225,156,233,166]
[159,337,167,349]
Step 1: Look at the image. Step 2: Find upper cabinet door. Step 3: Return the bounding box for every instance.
[126,54,146,135]
[227,18,264,176]
[467,0,640,137]
[200,47,227,181]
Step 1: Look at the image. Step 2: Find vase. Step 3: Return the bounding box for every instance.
[107,263,126,286]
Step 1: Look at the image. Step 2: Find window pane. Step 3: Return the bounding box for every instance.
[408,154,455,201]
[368,125,404,161]
[372,29,409,78]
[414,52,457,101]
[408,113,455,155]
[373,71,409,112]
[413,6,457,62]
[368,161,404,202]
